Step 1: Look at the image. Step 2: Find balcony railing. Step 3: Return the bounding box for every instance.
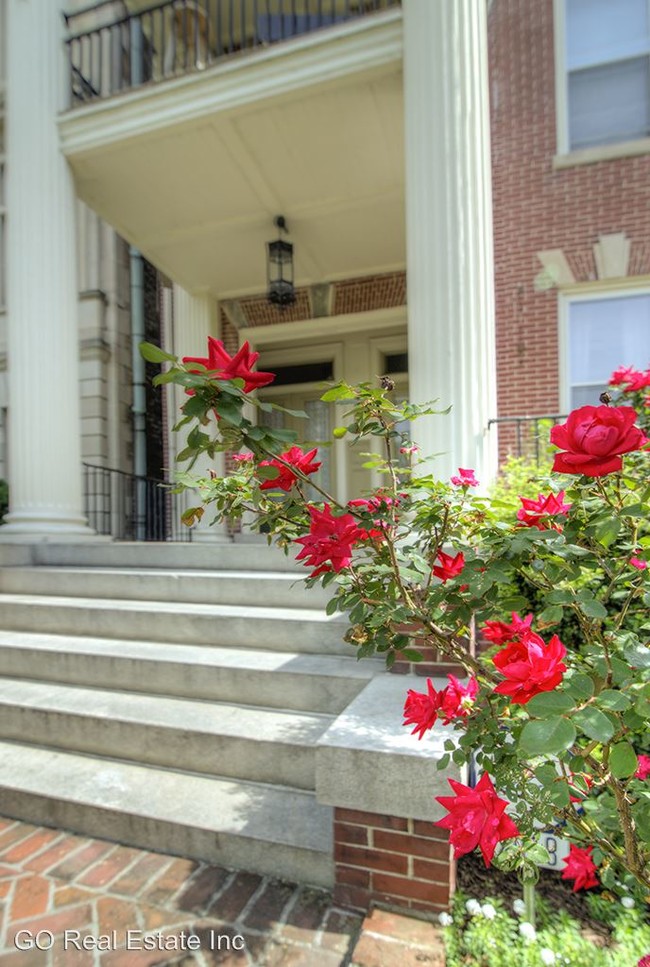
[64,0,401,106]
[83,462,192,541]
[488,414,567,465]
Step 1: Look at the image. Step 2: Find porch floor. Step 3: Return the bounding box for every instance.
[0,818,445,966]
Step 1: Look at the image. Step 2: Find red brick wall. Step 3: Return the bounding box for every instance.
[333,808,454,915]
[489,0,650,420]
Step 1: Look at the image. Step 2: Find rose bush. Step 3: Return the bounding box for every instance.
[142,340,650,900]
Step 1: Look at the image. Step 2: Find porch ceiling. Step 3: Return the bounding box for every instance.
[60,22,405,299]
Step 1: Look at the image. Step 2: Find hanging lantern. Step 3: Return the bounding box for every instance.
[267,215,296,307]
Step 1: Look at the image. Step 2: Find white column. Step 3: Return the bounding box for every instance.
[1,0,94,538]
[172,285,228,541]
[403,0,497,486]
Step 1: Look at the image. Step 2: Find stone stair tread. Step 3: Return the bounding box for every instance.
[0,740,333,857]
[0,630,371,675]
[1,566,310,581]
[0,676,332,741]
[0,593,343,623]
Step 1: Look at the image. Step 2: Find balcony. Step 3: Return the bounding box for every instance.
[64,0,401,106]
[59,0,404,300]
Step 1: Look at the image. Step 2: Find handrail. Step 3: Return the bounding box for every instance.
[63,0,402,107]
[82,462,192,541]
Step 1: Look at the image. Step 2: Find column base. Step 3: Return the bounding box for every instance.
[0,512,99,542]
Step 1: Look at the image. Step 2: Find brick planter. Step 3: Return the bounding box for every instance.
[333,807,454,915]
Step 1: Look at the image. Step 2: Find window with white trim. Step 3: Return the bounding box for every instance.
[566,291,650,408]
[563,0,650,150]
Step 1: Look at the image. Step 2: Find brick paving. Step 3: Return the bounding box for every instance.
[0,818,446,966]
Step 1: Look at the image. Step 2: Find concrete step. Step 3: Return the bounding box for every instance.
[0,594,351,655]
[0,632,377,714]
[0,566,331,610]
[0,679,330,790]
[12,541,305,573]
[0,741,333,887]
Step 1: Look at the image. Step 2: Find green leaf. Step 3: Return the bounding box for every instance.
[624,640,650,668]
[332,426,348,439]
[526,844,551,866]
[139,341,177,364]
[571,706,615,743]
[399,648,424,662]
[526,692,576,718]
[577,595,608,620]
[545,590,573,605]
[565,673,595,701]
[595,690,631,712]
[520,717,577,755]
[321,385,354,402]
[610,742,638,779]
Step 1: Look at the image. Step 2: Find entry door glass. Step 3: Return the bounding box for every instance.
[259,390,335,499]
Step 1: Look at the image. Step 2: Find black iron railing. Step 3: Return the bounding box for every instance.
[488,414,567,464]
[83,463,192,541]
[64,0,401,106]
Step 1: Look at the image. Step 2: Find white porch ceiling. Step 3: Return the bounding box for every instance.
[60,16,405,299]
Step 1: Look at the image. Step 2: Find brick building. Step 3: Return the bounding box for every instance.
[0,0,648,926]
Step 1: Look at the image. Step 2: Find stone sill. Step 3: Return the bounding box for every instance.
[316,674,463,823]
[554,137,650,168]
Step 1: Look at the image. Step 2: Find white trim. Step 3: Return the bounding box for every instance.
[558,282,650,411]
[240,306,407,348]
[58,12,402,158]
[553,136,650,167]
[553,0,569,156]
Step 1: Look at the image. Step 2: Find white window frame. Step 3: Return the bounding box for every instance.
[554,0,650,162]
[0,98,5,313]
[558,281,650,411]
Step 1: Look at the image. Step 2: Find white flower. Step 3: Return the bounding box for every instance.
[540,949,556,965]
[518,921,537,942]
[513,898,526,916]
[438,912,453,926]
[621,896,635,909]
[481,903,497,920]
[465,899,482,915]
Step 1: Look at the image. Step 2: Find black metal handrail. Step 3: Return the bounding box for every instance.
[83,462,192,541]
[488,414,567,464]
[63,0,401,106]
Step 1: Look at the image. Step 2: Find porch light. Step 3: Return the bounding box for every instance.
[267,215,296,307]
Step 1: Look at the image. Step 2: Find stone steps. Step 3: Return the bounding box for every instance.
[0,542,373,887]
[0,740,333,887]
[0,631,375,714]
[0,678,332,790]
[0,593,351,655]
[0,566,331,610]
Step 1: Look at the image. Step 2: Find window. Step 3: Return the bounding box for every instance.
[562,0,650,150]
[564,290,650,408]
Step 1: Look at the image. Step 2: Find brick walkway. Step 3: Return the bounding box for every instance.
[0,819,446,967]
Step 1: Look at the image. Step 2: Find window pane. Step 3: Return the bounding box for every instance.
[568,294,650,400]
[566,0,649,69]
[569,57,650,148]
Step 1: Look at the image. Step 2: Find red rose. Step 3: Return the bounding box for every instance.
[482,612,533,645]
[635,754,650,780]
[259,446,321,491]
[432,550,465,583]
[492,630,567,705]
[294,504,363,578]
[550,405,648,477]
[438,675,479,725]
[517,490,571,530]
[403,679,441,739]
[561,845,599,892]
[435,773,520,867]
[183,337,275,394]
[403,675,479,737]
